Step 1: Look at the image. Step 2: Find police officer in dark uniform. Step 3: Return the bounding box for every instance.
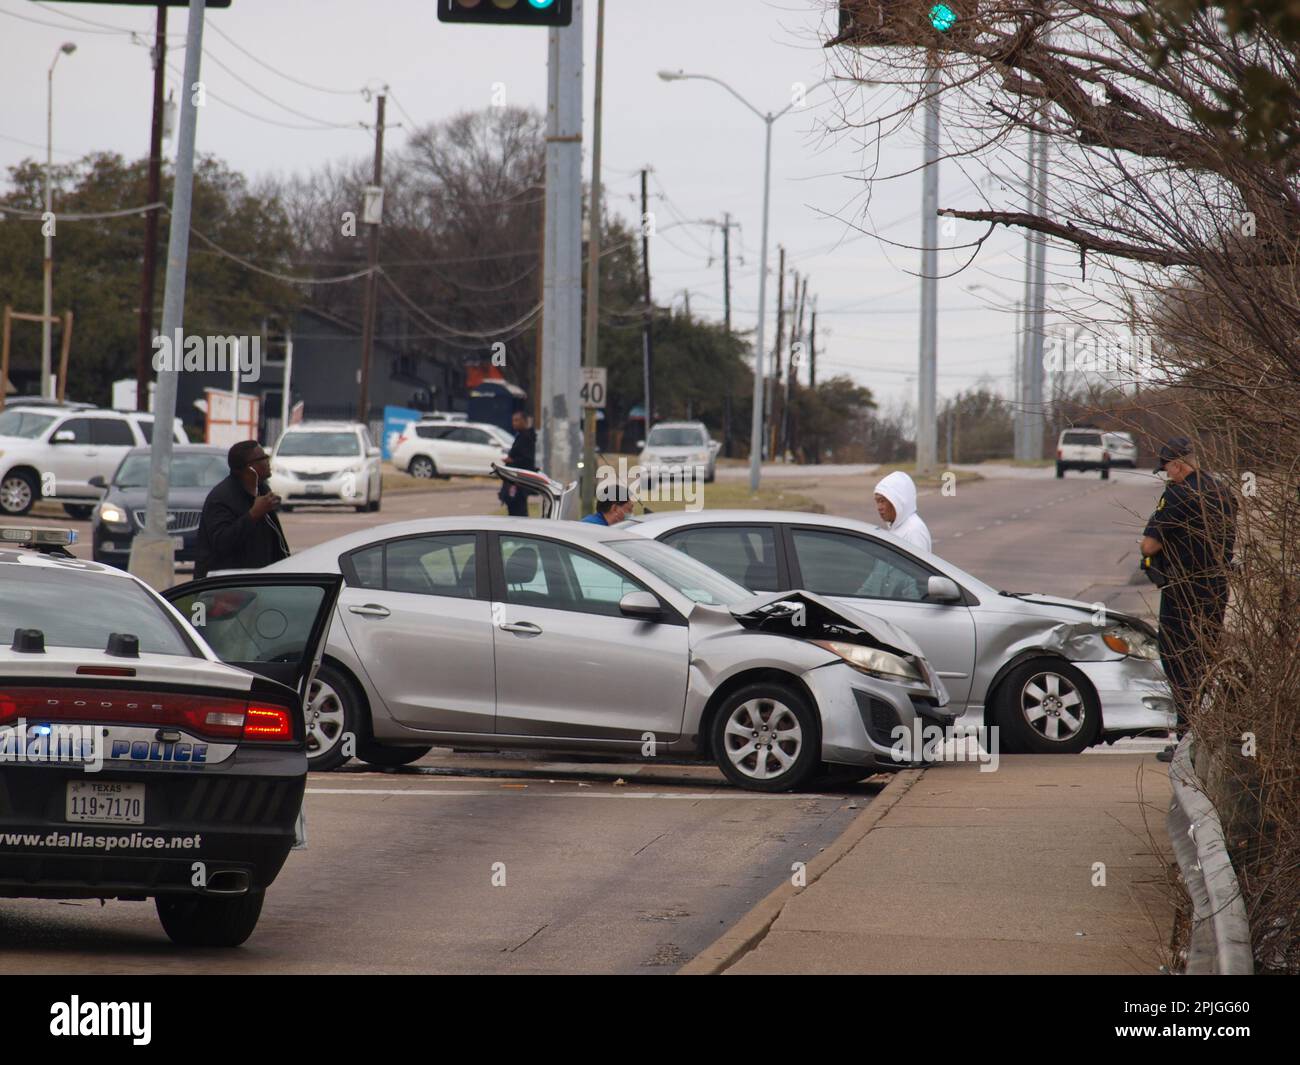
[1140,437,1236,760]
[500,410,537,517]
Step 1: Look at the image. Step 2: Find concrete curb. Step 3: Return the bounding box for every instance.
[678,769,923,975]
[1167,736,1254,975]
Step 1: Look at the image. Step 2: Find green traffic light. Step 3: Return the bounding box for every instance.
[929,3,957,32]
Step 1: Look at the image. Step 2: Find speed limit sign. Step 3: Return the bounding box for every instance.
[580,367,607,409]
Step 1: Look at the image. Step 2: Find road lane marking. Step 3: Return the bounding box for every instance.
[305,787,837,800]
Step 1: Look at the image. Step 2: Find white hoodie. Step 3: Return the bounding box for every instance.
[874,470,932,553]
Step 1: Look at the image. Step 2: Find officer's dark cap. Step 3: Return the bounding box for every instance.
[1156,436,1193,472]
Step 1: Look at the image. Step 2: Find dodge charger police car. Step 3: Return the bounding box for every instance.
[0,526,340,946]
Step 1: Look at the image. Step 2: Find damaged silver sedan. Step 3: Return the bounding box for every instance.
[264,517,957,790]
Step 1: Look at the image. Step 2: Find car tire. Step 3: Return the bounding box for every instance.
[305,662,359,771]
[356,740,432,768]
[368,487,381,513]
[409,455,436,479]
[0,470,39,516]
[710,681,820,792]
[63,503,94,521]
[155,889,265,947]
[1055,463,1064,478]
[1100,465,1110,480]
[993,657,1100,755]
[281,504,295,513]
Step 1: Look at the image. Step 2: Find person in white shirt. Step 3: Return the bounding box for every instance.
[873,470,932,553]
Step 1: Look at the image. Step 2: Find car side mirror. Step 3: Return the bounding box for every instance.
[619,590,662,620]
[926,576,962,603]
[88,475,107,489]
[52,430,76,444]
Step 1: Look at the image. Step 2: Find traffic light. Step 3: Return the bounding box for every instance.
[830,1,969,47]
[438,0,573,27]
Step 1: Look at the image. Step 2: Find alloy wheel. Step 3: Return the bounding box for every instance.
[305,676,347,761]
[0,475,33,515]
[722,697,803,781]
[1020,671,1085,742]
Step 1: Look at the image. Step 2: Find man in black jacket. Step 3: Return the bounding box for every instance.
[195,440,290,578]
[500,410,537,517]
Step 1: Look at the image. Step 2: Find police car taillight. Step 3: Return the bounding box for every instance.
[242,705,294,741]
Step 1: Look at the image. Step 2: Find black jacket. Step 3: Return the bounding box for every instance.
[500,426,538,502]
[1143,470,1236,583]
[195,474,290,578]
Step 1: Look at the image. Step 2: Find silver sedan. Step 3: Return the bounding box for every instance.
[625,510,1176,754]
[263,517,958,790]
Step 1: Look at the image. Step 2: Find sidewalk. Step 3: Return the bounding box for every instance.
[685,754,1175,975]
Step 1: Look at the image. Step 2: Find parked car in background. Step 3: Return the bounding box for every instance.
[1102,430,1137,468]
[392,420,511,479]
[270,421,382,512]
[261,515,956,789]
[1055,427,1111,479]
[91,445,228,570]
[0,405,185,518]
[638,420,717,484]
[0,525,340,946]
[625,510,1175,754]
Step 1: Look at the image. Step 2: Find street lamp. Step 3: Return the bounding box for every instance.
[44,42,77,399]
[657,70,858,493]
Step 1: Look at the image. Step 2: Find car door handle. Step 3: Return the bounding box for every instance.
[498,621,542,635]
[348,604,390,618]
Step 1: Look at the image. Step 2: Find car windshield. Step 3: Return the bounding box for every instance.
[0,564,192,656]
[277,431,360,457]
[646,427,706,447]
[609,538,752,607]
[116,452,227,489]
[0,410,56,439]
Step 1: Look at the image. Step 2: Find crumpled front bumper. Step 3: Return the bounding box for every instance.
[1072,655,1176,734]
[801,661,959,769]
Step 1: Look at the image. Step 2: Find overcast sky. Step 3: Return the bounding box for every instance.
[1,0,1088,411]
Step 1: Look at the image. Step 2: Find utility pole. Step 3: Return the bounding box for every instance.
[916,57,940,474]
[357,92,385,425]
[809,296,819,464]
[639,166,654,440]
[136,4,167,413]
[769,245,785,462]
[579,0,606,514]
[129,0,206,589]
[721,211,733,457]
[1026,127,1049,460]
[784,273,806,459]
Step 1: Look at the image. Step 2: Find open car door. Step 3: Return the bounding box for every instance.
[162,573,344,708]
[492,462,576,520]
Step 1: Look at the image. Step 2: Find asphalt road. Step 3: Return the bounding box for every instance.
[2,463,1166,972]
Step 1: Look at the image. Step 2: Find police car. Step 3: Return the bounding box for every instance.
[0,525,340,946]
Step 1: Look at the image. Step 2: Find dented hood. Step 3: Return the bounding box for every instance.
[729,589,926,659]
[998,591,1156,637]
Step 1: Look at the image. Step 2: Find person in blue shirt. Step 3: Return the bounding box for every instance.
[580,495,634,526]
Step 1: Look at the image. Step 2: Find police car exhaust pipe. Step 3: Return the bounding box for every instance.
[203,870,250,896]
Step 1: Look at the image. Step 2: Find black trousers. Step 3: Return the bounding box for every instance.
[1158,577,1228,726]
[502,485,530,517]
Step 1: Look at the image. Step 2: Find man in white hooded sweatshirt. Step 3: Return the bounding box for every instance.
[873,470,932,553]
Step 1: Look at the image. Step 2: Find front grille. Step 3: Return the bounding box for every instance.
[294,471,336,482]
[131,509,200,533]
[853,689,901,747]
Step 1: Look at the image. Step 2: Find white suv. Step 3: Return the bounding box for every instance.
[392,420,511,479]
[269,421,382,512]
[0,405,186,518]
[639,421,718,484]
[1055,428,1111,479]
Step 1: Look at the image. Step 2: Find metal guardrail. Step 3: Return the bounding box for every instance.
[1167,735,1254,974]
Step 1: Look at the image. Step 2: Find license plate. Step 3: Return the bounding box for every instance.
[66,780,145,825]
[305,483,323,494]
[172,536,185,550]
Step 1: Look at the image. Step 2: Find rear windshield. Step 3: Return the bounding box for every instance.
[0,563,193,656]
[1062,431,1102,445]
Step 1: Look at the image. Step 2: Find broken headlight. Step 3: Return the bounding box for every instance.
[1101,626,1160,661]
[812,640,925,683]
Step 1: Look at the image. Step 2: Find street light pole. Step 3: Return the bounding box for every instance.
[43,43,76,400]
[656,72,851,492]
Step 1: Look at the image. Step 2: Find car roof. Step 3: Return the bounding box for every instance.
[649,421,706,429]
[121,444,225,457]
[281,421,365,432]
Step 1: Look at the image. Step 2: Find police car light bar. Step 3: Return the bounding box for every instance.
[0,526,78,546]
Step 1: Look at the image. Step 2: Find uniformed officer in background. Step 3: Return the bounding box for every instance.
[500,410,537,517]
[1140,437,1236,761]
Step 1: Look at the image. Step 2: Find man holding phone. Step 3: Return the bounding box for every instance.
[194,440,291,578]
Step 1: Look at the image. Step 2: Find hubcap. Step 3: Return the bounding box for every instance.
[412,459,433,478]
[0,477,33,514]
[305,678,347,760]
[1020,671,1084,741]
[723,698,802,780]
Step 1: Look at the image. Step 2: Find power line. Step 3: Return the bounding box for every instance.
[206,21,366,97]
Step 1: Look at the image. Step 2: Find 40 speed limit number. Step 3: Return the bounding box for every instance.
[580,367,607,409]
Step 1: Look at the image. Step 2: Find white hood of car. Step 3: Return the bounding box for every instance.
[275,454,361,473]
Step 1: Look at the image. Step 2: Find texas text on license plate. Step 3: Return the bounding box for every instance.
[66,780,145,825]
